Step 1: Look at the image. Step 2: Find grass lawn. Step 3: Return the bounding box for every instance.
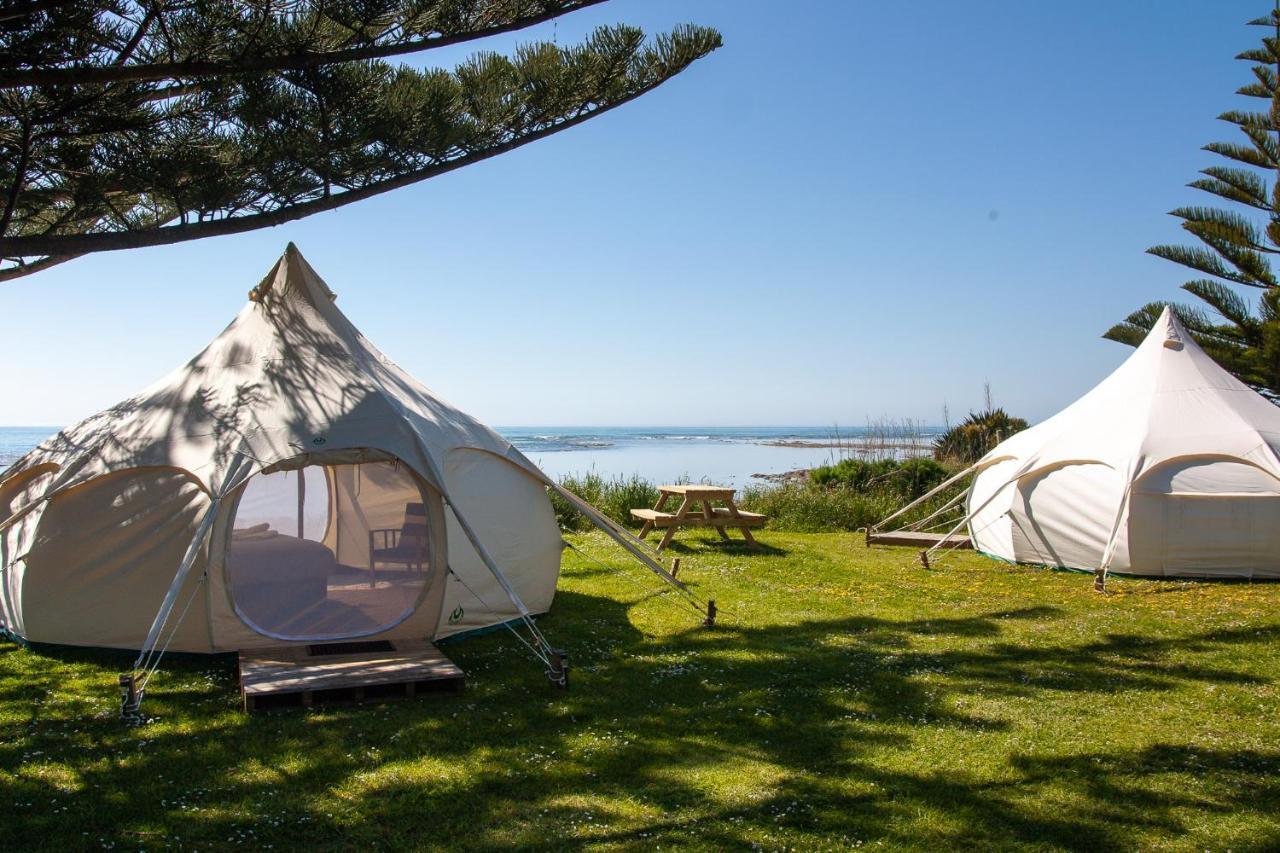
[3,531,1279,850]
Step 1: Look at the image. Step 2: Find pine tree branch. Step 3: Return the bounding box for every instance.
[0,62,682,260]
[0,253,74,281]
[0,12,722,279]
[0,1,609,89]
[0,0,80,25]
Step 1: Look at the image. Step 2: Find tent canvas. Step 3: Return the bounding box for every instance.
[959,307,1280,579]
[0,245,688,666]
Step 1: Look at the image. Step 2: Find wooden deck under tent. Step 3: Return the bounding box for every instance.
[865,530,972,549]
[238,639,464,712]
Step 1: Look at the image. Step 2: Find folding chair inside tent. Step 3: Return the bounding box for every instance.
[369,502,429,581]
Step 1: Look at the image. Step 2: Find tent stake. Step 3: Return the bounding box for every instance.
[919,550,930,570]
[671,558,680,580]
[119,673,143,724]
[703,599,717,627]
[1093,568,1107,594]
[547,649,569,689]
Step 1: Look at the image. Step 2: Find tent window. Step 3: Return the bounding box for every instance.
[1130,458,1280,575]
[225,460,433,641]
[0,463,59,521]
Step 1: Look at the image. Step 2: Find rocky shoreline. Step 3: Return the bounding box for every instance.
[751,468,811,484]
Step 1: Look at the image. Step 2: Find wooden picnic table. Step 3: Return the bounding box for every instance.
[630,484,767,551]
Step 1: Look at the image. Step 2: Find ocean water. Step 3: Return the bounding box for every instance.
[0,427,60,469]
[0,425,940,487]
[501,427,938,487]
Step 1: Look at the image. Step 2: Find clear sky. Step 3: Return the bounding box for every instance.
[0,1,1265,427]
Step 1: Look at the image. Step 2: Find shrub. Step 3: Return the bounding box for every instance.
[549,472,660,532]
[809,456,950,502]
[895,457,950,499]
[810,458,899,491]
[737,483,897,532]
[933,408,1028,466]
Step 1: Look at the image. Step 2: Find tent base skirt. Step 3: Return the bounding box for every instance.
[238,638,464,712]
[973,550,1280,582]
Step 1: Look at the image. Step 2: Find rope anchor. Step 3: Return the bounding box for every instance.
[703,599,717,627]
[546,649,569,689]
[119,673,145,725]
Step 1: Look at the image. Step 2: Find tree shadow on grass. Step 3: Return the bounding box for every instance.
[0,592,1276,849]
[664,537,789,557]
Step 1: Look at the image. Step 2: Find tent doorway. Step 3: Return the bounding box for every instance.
[225,458,439,641]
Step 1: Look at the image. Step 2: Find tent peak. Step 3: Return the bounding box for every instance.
[247,243,337,306]
[1153,306,1185,350]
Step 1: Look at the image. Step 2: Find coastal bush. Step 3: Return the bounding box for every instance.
[808,456,950,501]
[810,458,899,491]
[736,483,898,532]
[550,472,661,532]
[933,408,1028,465]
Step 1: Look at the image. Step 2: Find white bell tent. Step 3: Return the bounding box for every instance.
[0,245,691,680]
[935,307,1280,578]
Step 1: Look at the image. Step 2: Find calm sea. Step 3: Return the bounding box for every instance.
[0,425,940,487]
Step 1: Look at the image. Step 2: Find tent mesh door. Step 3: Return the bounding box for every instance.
[226,460,431,640]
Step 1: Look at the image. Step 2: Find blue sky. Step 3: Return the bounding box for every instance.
[0,0,1265,427]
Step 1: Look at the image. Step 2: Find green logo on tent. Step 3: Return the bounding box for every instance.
[449,606,464,624]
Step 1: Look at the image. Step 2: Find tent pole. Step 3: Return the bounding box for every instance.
[132,502,218,673]
[446,497,533,618]
[545,482,687,591]
[919,473,1023,566]
[869,460,983,533]
[443,495,561,673]
[1095,482,1134,593]
[296,470,305,539]
[122,501,218,721]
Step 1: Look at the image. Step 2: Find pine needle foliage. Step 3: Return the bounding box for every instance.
[1105,5,1280,399]
[0,2,721,280]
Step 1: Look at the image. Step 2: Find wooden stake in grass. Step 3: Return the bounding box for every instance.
[547,649,569,689]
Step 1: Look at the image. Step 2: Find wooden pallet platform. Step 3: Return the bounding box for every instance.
[866,530,972,549]
[238,639,464,712]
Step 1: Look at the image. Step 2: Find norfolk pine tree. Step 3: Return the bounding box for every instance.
[0,2,720,281]
[1106,5,1280,400]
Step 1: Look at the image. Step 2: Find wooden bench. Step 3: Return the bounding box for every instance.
[632,484,768,550]
[631,507,768,529]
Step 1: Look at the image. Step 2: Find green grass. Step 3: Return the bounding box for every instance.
[3,532,1280,850]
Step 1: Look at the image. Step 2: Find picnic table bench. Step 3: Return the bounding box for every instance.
[630,484,767,550]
